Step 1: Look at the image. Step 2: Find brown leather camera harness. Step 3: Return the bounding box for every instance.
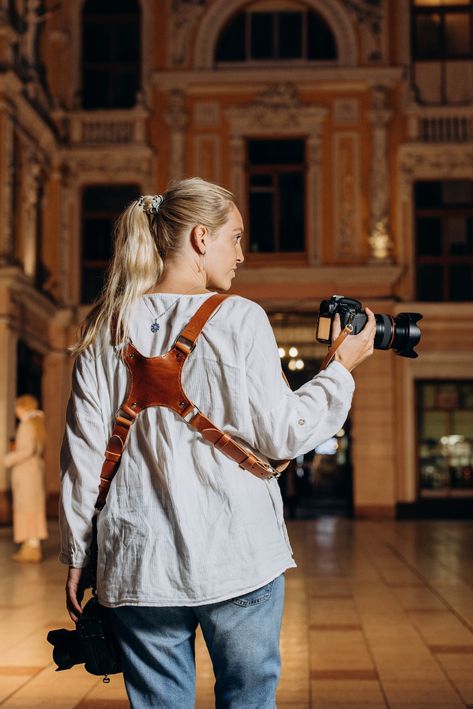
[94,293,353,511]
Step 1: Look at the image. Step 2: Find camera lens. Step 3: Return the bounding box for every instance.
[374,312,422,358]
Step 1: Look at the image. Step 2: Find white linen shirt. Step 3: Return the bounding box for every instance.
[59,293,355,607]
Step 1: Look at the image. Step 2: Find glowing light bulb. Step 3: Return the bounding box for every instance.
[288,346,298,357]
[295,359,304,370]
[288,359,297,371]
[278,347,286,358]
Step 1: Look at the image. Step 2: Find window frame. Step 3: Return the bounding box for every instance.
[81,2,141,110]
[215,6,337,65]
[80,183,140,304]
[245,137,307,261]
[414,179,473,302]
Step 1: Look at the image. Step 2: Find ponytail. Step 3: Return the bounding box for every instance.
[70,177,235,356]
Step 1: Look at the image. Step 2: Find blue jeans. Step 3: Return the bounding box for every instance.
[108,575,285,709]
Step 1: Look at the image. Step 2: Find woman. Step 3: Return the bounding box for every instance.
[60,177,375,708]
[4,394,47,562]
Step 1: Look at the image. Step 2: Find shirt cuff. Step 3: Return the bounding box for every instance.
[325,360,355,391]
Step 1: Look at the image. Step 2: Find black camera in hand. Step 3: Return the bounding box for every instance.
[316,295,422,359]
[47,597,121,677]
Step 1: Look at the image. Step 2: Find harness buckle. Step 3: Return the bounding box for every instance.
[174,335,196,355]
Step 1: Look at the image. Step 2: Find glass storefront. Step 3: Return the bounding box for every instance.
[417,380,473,497]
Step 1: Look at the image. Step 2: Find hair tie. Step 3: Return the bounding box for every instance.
[138,194,164,215]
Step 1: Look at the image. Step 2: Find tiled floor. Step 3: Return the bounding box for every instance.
[0,518,472,708]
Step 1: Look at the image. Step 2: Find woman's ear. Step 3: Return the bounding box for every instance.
[190,225,208,255]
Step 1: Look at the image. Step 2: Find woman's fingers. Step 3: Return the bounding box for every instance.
[66,567,85,623]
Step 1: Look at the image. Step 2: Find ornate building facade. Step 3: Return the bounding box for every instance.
[0,0,472,521]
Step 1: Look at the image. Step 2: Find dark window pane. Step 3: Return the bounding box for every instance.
[449,264,473,301]
[248,139,305,165]
[250,174,273,187]
[414,13,442,59]
[81,184,140,303]
[417,264,444,301]
[216,13,245,61]
[445,11,471,57]
[82,268,107,304]
[83,23,112,61]
[249,192,275,252]
[307,10,337,60]
[445,216,471,255]
[83,185,139,211]
[114,23,140,62]
[279,12,303,59]
[415,181,442,208]
[84,0,138,14]
[251,13,274,59]
[279,172,304,252]
[442,180,473,206]
[416,217,442,256]
[82,218,114,259]
[111,71,139,108]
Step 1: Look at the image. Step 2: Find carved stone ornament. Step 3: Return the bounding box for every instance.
[164,89,189,131]
[400,148,473,182]
[169,0,207,66]
[226,83,326,133]
[340,0,384,61]
[368,218,392,262]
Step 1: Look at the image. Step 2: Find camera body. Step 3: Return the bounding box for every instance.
[316,295,422,359]
[47,597,121,676]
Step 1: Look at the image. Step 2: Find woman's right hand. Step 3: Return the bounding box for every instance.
[66,566,89,622]
[332,308,376,372]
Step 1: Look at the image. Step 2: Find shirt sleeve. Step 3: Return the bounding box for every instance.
[59,351,108,567]
[3,421,35,467]
[244,303,355,461]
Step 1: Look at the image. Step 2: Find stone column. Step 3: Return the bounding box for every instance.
[368,85,393,263]
[164,90,189,180]
[0,104,15,265]
[228,135,245,208]
[22,151,42,278]
[0,313,18,524]
[307,128,323,265]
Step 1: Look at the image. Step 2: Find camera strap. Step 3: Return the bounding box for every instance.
[95,294,290,510]
[318,315,355,371]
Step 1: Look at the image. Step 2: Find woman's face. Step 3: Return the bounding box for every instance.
[205,203,245,291]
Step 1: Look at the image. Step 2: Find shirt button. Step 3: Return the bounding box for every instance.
[298,418,305,426]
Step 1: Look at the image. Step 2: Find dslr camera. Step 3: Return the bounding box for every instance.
[47,596,121,678]
[316,295,422,358]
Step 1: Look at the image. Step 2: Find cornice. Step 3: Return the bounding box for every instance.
[151,66,404,92]
[0,71,57,154]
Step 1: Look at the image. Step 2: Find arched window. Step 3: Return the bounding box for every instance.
[81,0,141,109]
[216,4,337,62]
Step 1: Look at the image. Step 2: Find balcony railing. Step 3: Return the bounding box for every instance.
[407,106,473,143]
[61,107,149,146]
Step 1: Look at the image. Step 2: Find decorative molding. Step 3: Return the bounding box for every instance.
[193,135,220,184]
[168,0,207,67]
[333,132,361,259]
[193,0,358,69]
[194,101,220,128]
[368,85,393,263]
[333,98,359,125]
[340,0,384,61]
[0,109,15,264]
[164,89,189,180]
[225,83,327,264]
[151,66,404,91]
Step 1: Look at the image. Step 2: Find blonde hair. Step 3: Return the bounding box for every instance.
[15,394,46,450]
[71,177,236,356]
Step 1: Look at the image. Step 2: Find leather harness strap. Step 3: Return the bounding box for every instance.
[95,294,287,510]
